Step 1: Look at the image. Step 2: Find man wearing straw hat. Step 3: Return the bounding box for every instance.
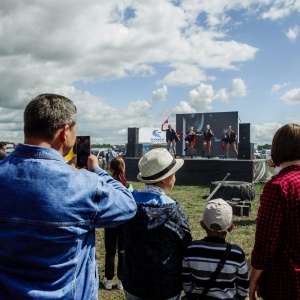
[121,148,192,300]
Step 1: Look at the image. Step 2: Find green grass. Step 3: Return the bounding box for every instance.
[96,181,265,299]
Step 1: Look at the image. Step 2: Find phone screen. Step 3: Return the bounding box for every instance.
[76,136,90,167]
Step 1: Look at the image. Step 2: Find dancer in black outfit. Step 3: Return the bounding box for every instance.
[184,127,202,158]
[161,123,179,158]
[224,125,238,158]
[202,124,214,158]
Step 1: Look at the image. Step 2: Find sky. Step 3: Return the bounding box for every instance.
[0,0,300,146]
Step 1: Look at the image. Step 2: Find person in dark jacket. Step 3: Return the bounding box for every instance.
[121,148,192,300]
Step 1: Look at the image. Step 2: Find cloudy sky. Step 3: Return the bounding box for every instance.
[1,0,300,145]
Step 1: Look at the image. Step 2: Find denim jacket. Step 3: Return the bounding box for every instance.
[0,144,137,300]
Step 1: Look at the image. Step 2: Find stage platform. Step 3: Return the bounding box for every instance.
[125,157,268,186]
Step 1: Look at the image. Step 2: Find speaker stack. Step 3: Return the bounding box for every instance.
[126,127,139,157]
[238,123,253,160]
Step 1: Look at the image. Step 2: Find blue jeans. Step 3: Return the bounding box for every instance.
[124,289,181,300]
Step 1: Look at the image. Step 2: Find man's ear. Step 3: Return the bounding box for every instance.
[59,125,68,142]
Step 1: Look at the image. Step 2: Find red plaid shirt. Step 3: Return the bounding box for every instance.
[251,164,300,299]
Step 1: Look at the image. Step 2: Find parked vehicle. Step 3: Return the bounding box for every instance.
[261,149,271,160]
[90,148,108,168]
[254,150,261,159]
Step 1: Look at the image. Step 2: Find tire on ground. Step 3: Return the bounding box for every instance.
[209,181,256,201]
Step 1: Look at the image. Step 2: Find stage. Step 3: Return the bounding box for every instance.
[125,157,268,186]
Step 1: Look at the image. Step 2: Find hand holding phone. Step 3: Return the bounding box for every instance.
[76,136,90,167]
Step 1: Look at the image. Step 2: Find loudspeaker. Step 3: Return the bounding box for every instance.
[238,143,254,160]
[127,128,139,157]
[239,123,250,144]
[126,143,144,158]
[126,143,136,157]
[128,127,139,144]
[136,143,143,158]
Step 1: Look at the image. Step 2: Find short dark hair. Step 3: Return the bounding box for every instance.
[24,94,77,141]
[0,142,6,149]
[271,124,300,166]
[203,223,227,238]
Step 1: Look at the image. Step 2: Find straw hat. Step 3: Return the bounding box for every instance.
[137,148,184,184]
[203,198,233,232]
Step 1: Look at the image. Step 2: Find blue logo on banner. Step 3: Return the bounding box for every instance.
[151,130,164,143]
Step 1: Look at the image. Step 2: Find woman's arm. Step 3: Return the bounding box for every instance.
[249,268,263,300]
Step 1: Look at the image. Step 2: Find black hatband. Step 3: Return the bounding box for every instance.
[141,159,176,180]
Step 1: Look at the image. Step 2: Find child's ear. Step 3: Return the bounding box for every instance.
[200,220,206,229]
[228,223,234,232]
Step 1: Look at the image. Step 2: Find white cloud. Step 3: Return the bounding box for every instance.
[170,101,197,115]
[130,64,156,77]
[152,85,168,102]
[285,25,300,41]
[270,82,289,94]
[286,116,300,124]
[0,0,298,144]
[261,0,295,20]
[0,0,259,110]
[229,78,247,97]
[170,78,246,115]
[214,88,229,102]
[0,107,24,142]
[161,64,207,86]
[125,100,152,118]
[251,122,283,145]
[188,83,215,111]
[281,88,300,104]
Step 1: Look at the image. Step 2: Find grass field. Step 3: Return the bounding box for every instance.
[96,180,265,299]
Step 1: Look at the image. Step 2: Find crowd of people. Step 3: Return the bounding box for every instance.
[0,93,299,300]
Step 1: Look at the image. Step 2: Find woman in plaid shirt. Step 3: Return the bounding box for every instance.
[250,124,300,300]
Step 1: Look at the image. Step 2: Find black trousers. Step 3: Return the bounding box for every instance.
[104,225,124,280]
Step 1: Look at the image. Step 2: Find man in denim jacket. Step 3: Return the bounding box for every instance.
[0,94,137,300]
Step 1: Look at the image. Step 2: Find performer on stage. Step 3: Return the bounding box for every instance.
[202,124,214,158]
[161,123,179,158]
[224,125,238,158]
[184,127,202,158]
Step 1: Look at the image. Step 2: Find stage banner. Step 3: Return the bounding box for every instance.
[139,127,166,144]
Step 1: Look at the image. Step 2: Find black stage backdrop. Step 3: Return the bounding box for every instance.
[125,157,267,186]
[176,112,238,157]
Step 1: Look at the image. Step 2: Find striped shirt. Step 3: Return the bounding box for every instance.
[182,237,249,300]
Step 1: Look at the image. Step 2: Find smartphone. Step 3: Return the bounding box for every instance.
[76,136,90,167]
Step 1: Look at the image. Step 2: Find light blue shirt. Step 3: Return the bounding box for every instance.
[109,149,117,160]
